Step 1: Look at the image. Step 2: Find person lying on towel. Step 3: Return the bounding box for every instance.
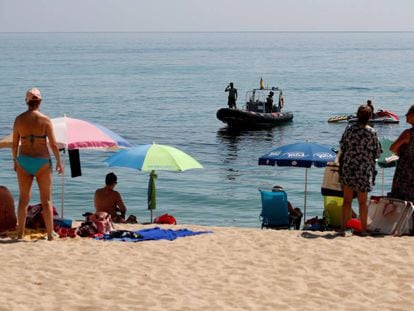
[94,172,137,223]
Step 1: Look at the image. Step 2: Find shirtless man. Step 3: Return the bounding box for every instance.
[225,82,238,109]
[94,172,128,223]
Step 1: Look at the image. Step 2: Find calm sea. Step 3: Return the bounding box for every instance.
[1,32,413,227]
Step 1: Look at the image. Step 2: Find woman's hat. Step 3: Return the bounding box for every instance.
[25,88,42,103]
[405,105,414,116]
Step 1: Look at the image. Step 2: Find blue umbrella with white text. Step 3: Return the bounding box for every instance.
[258,142,336,222]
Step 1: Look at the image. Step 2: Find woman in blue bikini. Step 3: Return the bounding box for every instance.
[12,88,63,240]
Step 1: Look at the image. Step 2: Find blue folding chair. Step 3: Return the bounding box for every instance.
[259,188,293,229]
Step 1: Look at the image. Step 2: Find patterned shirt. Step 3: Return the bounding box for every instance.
[339,124,382,192]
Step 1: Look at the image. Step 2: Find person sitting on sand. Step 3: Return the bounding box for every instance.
[94,172,137,223]
[0,185,17,232]
[272,185,303,229]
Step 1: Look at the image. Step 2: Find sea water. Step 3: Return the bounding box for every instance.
[0,32,413,227]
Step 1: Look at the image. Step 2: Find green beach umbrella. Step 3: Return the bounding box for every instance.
[105,143,203,222]
[378,138,397,168]
[378,138,398,195]
[148,170,157,211]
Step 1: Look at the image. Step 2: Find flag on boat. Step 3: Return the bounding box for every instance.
[260,77,265,89]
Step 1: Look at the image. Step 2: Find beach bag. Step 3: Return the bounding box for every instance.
[87,212,114,234]
[76,222,98,237]
[154,213,177,225]
[321,162,343,197]
[76,212,114,237]
[26,203,59,229]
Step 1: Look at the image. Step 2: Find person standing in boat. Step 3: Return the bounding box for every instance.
[225,82,238,109]
[266,91,274,113]
[367,99,374,118]
[278,91,284,112]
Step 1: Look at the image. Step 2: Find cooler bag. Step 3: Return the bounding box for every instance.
[323,196,343,228]
[367,196,414,236]
[321,162,343,197]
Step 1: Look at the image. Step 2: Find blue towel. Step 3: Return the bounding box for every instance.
[98,226,213,242]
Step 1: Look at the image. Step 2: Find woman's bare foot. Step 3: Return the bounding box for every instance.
[46,231,59,241]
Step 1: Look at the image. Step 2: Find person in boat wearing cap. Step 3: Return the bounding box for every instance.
[225,82,238,109]
[12,88,63,241]
[94,172,137,223]
[390,104,414,234]
[266,91,274,113]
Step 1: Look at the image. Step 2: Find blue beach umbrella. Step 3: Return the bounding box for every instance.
[258,142,336,222]
[105,143,203,222]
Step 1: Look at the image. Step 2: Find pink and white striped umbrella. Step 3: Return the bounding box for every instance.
[0,116,132,150]
[0,116,132,218]
[52,116,132,150]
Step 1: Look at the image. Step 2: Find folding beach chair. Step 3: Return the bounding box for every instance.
[367,196,414,236]
[259,188,294,229]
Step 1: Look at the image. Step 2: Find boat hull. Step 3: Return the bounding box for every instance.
[348,117,399,124]
[216,108,293,129]
[328,110,400,124]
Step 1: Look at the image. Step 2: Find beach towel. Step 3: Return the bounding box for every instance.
[97,227,212,242]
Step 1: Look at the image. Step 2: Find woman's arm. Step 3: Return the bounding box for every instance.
[46,118,64,174]
[11,119,20,171]
[115,192,127,218]
[390,129,410,155]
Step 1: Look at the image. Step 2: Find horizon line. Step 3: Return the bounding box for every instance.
[0,30,414,34]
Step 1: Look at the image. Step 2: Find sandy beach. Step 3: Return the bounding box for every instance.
[0,224,413,311]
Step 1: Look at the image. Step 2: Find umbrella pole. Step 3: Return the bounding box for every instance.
[61,149,65,218]
[303,168,308,223]
[381,168,384,196]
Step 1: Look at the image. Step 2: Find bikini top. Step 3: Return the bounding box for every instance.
[21,134,47,144]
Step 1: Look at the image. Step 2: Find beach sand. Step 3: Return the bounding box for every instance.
[0,224,413,311]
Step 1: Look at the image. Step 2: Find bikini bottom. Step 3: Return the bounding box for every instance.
[16,155,51,176]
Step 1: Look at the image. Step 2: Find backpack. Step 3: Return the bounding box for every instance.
[153,213,177,225]
[26,203,59,229]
